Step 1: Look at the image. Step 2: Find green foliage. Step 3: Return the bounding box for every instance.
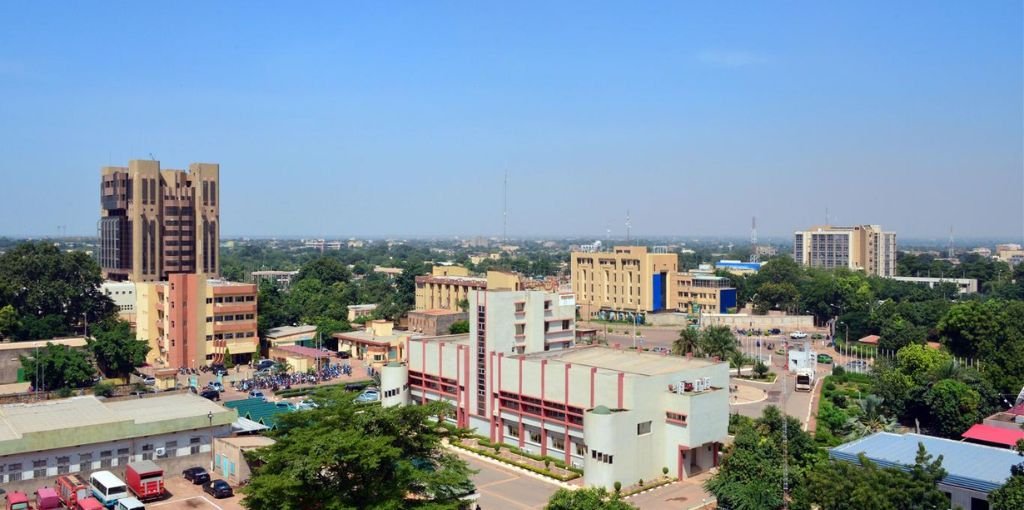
[672,327,700,356]
[924,379,981,438]
[88,319,150,382]
[0,304,19,338]
[804,444,949,510]
[19,342,95,390]
[706,406,820,510]
[699,325,740,360]
[223,348,235,369]
[753,360,770,378]
[613,481,622,493]
[56,386,74,398]
[547,487,635,508]
[0,242,114,340]
[939,299,1024,395]
[92,382,116,397]
[242,388,474,510]
[295,257,351,286]
[448,320,469,335]
[990,470,1024,510]
[895,344,953,385]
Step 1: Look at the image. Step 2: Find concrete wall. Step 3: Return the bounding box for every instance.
[700,313,814,331]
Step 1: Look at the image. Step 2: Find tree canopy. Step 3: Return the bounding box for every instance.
[88,319,150,382]
[804,444,948,510]
[19,342,95,390]
[242,388,475,510]
[0,242,114,340]
[545,487,635,509]
[990,463,1024,510]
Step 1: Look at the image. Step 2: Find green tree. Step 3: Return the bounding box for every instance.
[990,466,1024,510]
[698,325,739,360]
[448,320,469,335]
[0,242,115,339]
[895,344,953,385]
[728,350,749,377]
[20,342,95,391]
[295,257,351,286]
[223,348,235,369]
[0,304,19,338]
[545,487,636,509]
[939,299,1024,395]
[241,388,475,510]
[672,327,700,356]
[924,379,981,438]
[88,319,150,383]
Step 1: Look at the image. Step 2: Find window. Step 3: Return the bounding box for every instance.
[206,298,213,304]
[33,459,47,478]
[165,441,178,458]
[206,317,213,323]
[8,463,22,481]
[56,456,70,475]
[507,424,520,438]
[79,453,93,469]
[100,450,113,468]
[141,444,154,461]
[551,435,565,451]
[528,430,542,444]
[971,498,990,510]
[575,442,586,456]
[190,437,202,455]
[562,320,570,330]
[637,421,652,435]
[117,448,130,465]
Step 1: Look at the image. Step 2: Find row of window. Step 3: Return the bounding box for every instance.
[382,384,410,399]
[207,332,256,341]
[591,449,613,464]
[0,438,202,482]
[208,295,256,304]
[209,313,255,322]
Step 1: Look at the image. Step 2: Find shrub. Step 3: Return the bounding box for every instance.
[544,459,551,470]
[57,386,74,398]
[825,382,836,391]
[663,466,669,476]
[614,481,622,493]
[493,443,500,454]
[639,478,644,487]
[93,382,115,397]
[753,361,769,378]
[832,365,846,377]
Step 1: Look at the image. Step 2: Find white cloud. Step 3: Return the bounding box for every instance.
[695,50,769,68]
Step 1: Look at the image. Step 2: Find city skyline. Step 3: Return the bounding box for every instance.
[0,2,1021,239]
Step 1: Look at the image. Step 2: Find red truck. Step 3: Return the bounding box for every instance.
[125,460,165,501]
[56,474,91,508]
[4,492,29,510]
[75,497,105,510]
[34,488,60,510]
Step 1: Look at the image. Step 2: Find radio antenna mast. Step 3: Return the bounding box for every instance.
[750,216,760,263]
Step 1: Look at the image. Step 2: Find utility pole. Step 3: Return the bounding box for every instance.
[503,170,509,243]
[625,210,631,243]
[750,216,760,263]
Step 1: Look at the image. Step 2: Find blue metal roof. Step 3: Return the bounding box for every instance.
[715,260,763,271]
[830,432,1020,494]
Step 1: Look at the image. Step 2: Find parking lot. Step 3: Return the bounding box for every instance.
[459,453,560,509]
[146,475,245,510]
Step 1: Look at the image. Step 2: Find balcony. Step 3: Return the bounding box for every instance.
[544,329,574,342]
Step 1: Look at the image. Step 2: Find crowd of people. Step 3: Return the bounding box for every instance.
[232,363,355,392]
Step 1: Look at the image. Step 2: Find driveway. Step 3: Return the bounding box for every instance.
[459,453,560,509]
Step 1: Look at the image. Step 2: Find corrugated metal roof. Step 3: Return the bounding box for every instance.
[830,432,1020,493]
[962,424,1024,447]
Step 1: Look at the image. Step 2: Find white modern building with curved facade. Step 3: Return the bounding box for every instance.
[381,286,730,488]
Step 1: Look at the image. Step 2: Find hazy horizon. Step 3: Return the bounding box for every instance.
[1,2,1021,240]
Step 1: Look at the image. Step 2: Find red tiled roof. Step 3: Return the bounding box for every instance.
[859,335,880,345]
[1008,403,1024,416]
[961,424,1024,447]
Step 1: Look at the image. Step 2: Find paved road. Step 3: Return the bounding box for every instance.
[460,453,560,509]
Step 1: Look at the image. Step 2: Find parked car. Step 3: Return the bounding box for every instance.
[182,467,210,485]
[845,360,870,370]
[817,354,834,364]
[203,480,233,499]
[256,359,276,371]
[115,497,146,510]
[249,390,267,401]
[5,492,29,510]
[200,389,221,401]
[356,389,380,403]
[789,331,808,339]
[336,351,351,359]
[296,399,318,410]
[142,375,156,386]
[274,401,296,411]
[210,364,228,376]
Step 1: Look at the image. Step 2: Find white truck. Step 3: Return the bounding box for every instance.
[795,368,815,392]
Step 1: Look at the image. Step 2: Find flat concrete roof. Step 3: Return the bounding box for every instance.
[527,345,719,376]
[411,333,472,346]
[0,393,234,445]
[334,329,409,345]
[409,309,466,317]
[0,338,88,351]
[216,435,276,449]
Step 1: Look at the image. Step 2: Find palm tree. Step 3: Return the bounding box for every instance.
[728,350,749,377]
[700,325,739,360]
[673,328,701,356]
[844,395,899,440]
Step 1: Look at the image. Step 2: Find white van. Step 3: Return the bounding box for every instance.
[90,470,129,507]
[116,497,145,510]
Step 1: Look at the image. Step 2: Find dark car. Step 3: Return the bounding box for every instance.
[204,479,233,499]
[200,389,220,401]
[256,359,276,371]
[210,364,228,376]
[183,467,210,485]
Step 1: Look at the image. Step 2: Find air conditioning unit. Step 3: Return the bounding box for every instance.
[155,447,166,458]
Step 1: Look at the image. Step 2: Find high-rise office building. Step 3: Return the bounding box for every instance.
[99,160,220,282]
[570,246,678,320]
[793,225,897,277]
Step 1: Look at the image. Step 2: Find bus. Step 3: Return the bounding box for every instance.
[795,369,815,392]
[90,470,129,508]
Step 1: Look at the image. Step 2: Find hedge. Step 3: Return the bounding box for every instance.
[455,443,581,481]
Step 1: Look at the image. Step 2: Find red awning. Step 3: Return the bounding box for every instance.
[961,424,1024,447]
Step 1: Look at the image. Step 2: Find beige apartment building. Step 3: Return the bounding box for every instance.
[414,266,522,311]
[571,246,677,320]
[793,225,897,277]
[100,160,219,282]
[136,274,258,369]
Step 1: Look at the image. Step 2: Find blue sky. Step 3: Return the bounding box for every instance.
[0,2,1021,240]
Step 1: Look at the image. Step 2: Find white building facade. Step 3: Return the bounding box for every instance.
[386,287,730,488]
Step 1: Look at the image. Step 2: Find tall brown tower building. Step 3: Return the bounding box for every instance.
[99,160,220,282]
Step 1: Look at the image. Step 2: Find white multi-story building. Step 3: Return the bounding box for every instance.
[793,225,897,277]
[382,286,730,488]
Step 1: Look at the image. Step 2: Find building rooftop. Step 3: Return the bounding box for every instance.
[410,309,466,317]
[830,432,1020,494]
[415,275,488,285]
[265,325,317,339]
[961,423,1024,447]
[527,345,718,376]
[0,393,235,456]
[0,337,88,351]
[272,344,331,359]
[206,279,255,287]
[411,333,472,347]
[334,328,409,345]
[217,435,276,449]
[251,270,298,276]
[347,304,378,311]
